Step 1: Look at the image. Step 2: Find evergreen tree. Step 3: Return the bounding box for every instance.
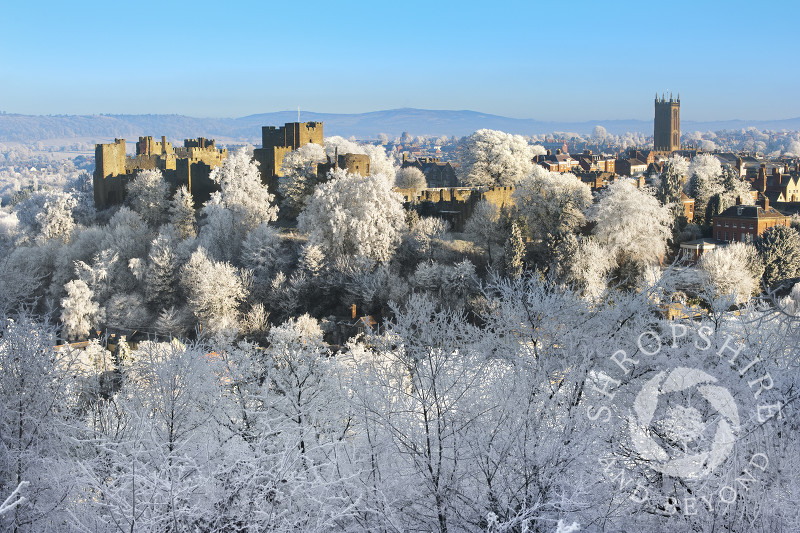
[657,161,683,219]
[704,194,725,234]
[756,225,800,287]
[145,230,179,310]
[504,221,524,279]
[169,185,196,239]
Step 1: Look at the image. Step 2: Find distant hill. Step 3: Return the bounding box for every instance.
[1,109,799,144]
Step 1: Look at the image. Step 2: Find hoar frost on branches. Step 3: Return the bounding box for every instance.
[298,169,407,266]
[514,167,592,241]
[698,242,763,304]
[589,179,673,265]
[458,129,535,187]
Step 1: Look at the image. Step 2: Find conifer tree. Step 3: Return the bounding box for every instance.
[169,185,196,239]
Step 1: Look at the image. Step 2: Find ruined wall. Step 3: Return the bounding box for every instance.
[318,153,372,177]
[93,136,227,210]
[405,186,515,231]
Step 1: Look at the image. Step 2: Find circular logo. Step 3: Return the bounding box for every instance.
[628,367,740,480]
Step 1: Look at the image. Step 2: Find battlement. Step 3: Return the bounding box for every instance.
[136,135,174,156]
[184,137,215,149]
[261,121,323,151]
[93,135,228,210]
[401,186,515,231]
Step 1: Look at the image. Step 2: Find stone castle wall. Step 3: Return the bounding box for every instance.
[93,136,227,209]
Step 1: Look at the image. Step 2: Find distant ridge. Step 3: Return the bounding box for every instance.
[2,108,800,144]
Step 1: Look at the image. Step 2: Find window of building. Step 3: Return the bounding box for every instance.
[725,222,729,227]
[749,223,754,229]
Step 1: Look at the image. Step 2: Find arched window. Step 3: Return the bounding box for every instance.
[673,109,678,123]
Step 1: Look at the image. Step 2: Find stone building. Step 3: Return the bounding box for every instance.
[400,155,458,187]
[317,151,371,177]
[395,186,515,232]
[654,93,680,153]
[253,121,323,193]
[93,136,227,209]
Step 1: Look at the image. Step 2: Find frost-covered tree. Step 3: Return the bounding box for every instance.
[505,220,525,278]
[125,168,169,227]
[168,185,196,239]
[464,200,502,262]
[657,159,684,218]
[241,222,282,278]
[298,169,407,266]
[589,179,673,265]
[561,237,616,300]
[181,247,247,334]
[145,229,179,310]
[278,143,327,218]
[698,242,763,304]
[514,168,592,241]
[756,224,800,287]
[686,154,752,227]
[13,189,77,243]
[205,148,278,239]
[395,166,427,191]
[458,129,535,187]
[324,136,396,181]
[61,279,103,340]
[0,316,79,531]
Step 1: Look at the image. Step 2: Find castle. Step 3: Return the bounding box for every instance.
[253,121,370,193]
[654,93,680,152]
[253,122,324,194]
[93,121,373,210]
[93,136,228,209]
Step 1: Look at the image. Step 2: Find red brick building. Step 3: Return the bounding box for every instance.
[712,197,790,243]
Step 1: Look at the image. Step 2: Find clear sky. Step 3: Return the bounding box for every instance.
[1,0,797,121]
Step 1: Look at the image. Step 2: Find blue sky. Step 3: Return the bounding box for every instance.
[1,0,797,121]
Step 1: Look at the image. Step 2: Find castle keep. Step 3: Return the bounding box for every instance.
[254,122,324,193]
[93,136,227,209]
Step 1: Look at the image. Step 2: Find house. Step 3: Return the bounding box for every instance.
[616,157,648,177]
[401,155,459,187]
[712,196,790,243]
[536,150,581,173]
[679,238,724,263]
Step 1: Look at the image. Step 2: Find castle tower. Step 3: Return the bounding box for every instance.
[253,121,324,194]
[654,93,680,152]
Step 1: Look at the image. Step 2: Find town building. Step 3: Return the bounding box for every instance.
[712,196,790,243]
[536,150,581,173]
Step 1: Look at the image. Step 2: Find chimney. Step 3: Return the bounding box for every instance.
[735,196,742,206]
[351,303,357,319]
[758,164,767,193]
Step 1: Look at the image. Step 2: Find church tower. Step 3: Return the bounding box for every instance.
[654,92,680,152]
